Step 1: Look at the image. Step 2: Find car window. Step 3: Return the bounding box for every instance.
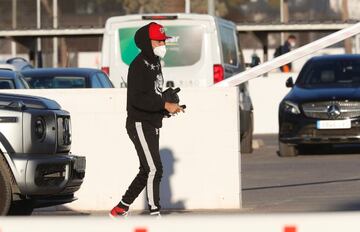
[25,76,86,89]
[297,59,360,86]
[119,25,203,67]
[96,72,114,88]
[0,79,15,89]
[90,74,102,88]
[219,26,238,66]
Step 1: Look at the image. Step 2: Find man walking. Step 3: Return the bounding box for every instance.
[110,22,183,217]
[274,34,297,72]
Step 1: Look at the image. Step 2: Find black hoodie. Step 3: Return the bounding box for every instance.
[126,23,165,128]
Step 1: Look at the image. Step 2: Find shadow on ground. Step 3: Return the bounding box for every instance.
[140,148,185,215]
[299,144,360,156]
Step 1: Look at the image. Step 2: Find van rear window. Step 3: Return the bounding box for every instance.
[219,26,238,66]
[119,26,203,67]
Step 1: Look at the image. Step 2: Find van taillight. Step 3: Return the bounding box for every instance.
[101,67,109,75]
[213,64,224,83]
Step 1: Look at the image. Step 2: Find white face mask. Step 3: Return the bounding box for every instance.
[153,45,167,58]
[290,41,296,48]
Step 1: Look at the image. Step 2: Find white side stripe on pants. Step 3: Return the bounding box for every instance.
[135,122,157,210]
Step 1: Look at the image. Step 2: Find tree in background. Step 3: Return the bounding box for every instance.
[121,0,228,16]
[122,0,162,14]
[224,0,279,22]
[190,0,228,17]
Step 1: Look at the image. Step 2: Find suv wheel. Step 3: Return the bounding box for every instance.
[241,112,254,153]
[8,200,34,215]
[278,142,298,157]
[0,157,12,215]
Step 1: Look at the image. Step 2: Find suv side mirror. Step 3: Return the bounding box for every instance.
[286,77,294,88]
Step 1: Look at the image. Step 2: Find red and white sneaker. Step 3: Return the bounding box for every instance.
[150,211,161,218]
[109,206,128,218]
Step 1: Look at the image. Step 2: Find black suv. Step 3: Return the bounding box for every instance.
[279,55,360,157]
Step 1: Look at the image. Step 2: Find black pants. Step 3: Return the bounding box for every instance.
[121,118,163,212]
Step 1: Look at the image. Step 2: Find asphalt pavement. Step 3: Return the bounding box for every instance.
[243,134,360,213]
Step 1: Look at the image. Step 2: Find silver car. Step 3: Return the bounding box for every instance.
[0,93,86,215]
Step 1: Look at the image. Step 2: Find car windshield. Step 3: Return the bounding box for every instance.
[24,76,86,89]
[297,59,360,87]
[118,25,203,67]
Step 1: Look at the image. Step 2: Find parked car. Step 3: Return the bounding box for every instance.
[102,13,254,153]
[0,93,86,215]
[0,64,16,71]
[0,57,33,71]
[0,70,30,89]
[279,54,360,157]
[22,68,114,89]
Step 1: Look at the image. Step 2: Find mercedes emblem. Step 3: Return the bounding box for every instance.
[327,104,341,119]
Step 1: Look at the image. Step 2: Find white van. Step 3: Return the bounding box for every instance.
[101,13,253,153]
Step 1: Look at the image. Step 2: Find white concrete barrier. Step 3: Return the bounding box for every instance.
[248,73,298,134]
[1,88,241,211]
[1,213,360,231]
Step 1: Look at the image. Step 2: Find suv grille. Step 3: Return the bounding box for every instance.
[302,101,360,119]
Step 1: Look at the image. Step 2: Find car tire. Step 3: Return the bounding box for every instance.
[8,200,34,216]
[0,157,12,215]
[241,112,254,153]
[278,142,298,157]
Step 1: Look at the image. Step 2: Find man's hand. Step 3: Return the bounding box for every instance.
[165,102,184,114]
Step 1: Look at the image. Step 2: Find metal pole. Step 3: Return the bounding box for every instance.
[185,0,190,13]
[356,34,360,54]
[280,0,284,44]
[11,0,17,57]
[53,0,58,67]
[342,0,352,53]
[36,0,42,67]
[208,0,215,16]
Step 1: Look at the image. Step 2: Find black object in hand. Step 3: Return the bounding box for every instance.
[162,87,180,103]
[162,87,186,117]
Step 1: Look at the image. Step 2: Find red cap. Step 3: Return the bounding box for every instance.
[149,23,171,41]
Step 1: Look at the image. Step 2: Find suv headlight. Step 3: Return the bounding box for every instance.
[34,117,46,140]
[283,101,301,115]
[57,116,72,146]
